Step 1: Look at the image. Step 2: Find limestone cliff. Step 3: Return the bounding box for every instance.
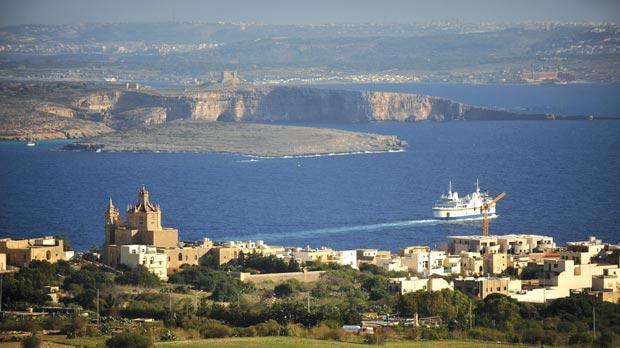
[72,86,551,124]
[1,84,564,142]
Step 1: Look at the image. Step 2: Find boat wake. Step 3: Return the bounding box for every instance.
[232,215,497,240]
[246,148,405,160]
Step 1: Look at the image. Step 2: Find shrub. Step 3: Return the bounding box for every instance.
[364,328,389,345]
[64,315,87,338]
[323,328,347,341]
[21,335,41,348]
[20,320,42,334]
[597,330,620,348]
[309,324,331,339]
[420,326,448,340]
[199,320,232,338]
[569,331,594,346]
[105,332,153,348]
[403,327,421,340]
[284,323,306,337]
[467,327,506,342]
[255,320,282,336]
[114,265,160,288]
[520,327,545,345]
[274,281,299,298]
[160,329,177,341]
[235,326,257,337]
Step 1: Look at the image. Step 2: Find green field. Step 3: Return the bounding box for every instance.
[156,337,521,347]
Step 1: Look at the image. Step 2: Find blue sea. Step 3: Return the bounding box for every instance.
[1,84,619,251]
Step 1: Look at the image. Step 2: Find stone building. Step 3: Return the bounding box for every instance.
[103,187,212,276]
[103,187,179,267]
[0,236,70,268]
[454,276,521,299]
[164,239,213,274]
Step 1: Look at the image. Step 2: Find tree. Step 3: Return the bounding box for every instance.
[274,281,299,298]
[396,289,473,330]
[105,332,153,348]
[476,293,520,331]
[114,265,161,288]
[55,235,72,251]
[210,279,241,302]
[360,274,388,301]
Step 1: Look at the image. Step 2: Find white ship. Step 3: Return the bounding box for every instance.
[432,180,495,219]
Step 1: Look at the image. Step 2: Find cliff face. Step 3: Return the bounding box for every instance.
[65,85,546,126]
[73,86,541,125]
[1,85,555,141]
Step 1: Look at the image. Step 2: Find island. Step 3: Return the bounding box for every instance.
[0,81,593,156]
[63,121,406,157]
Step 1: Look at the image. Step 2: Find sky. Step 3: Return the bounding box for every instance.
[0,0,619,26]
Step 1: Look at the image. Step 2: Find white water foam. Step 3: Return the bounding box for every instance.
[230,214,498,240]
[246,148,405,160]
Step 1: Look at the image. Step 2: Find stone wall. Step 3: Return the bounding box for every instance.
[232,270,326,284]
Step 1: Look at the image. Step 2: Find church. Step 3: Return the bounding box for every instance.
[103,186,212,275]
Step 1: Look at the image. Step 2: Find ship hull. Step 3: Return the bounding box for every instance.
[432,206,495,219]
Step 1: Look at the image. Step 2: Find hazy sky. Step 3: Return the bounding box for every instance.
[1,0,619,26]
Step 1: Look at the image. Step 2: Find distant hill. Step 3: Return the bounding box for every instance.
[0,22,618,83]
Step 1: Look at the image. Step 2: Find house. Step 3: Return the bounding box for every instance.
[0,237,72,268]
[388,276,452,295]
[120,244,168,280]
[454,276,521,299]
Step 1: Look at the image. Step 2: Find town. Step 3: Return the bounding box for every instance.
[0,187,618,347]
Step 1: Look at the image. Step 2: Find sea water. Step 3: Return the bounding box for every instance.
[0,84,619,251]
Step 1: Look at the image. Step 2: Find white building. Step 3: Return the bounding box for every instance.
[560,236,605,265]
[335,250,358,269]
[446,234,555,255]
[401,250,446,276]
[120,245,168,280]
[377,256,409,273]
[510,259,619,303]
[388,276,453,295]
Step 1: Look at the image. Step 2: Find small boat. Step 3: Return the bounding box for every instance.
[26,139,36,147]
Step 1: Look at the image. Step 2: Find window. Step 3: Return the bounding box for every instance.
[178,253,183,261]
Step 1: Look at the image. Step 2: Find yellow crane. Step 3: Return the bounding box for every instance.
[481,191,506,236]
